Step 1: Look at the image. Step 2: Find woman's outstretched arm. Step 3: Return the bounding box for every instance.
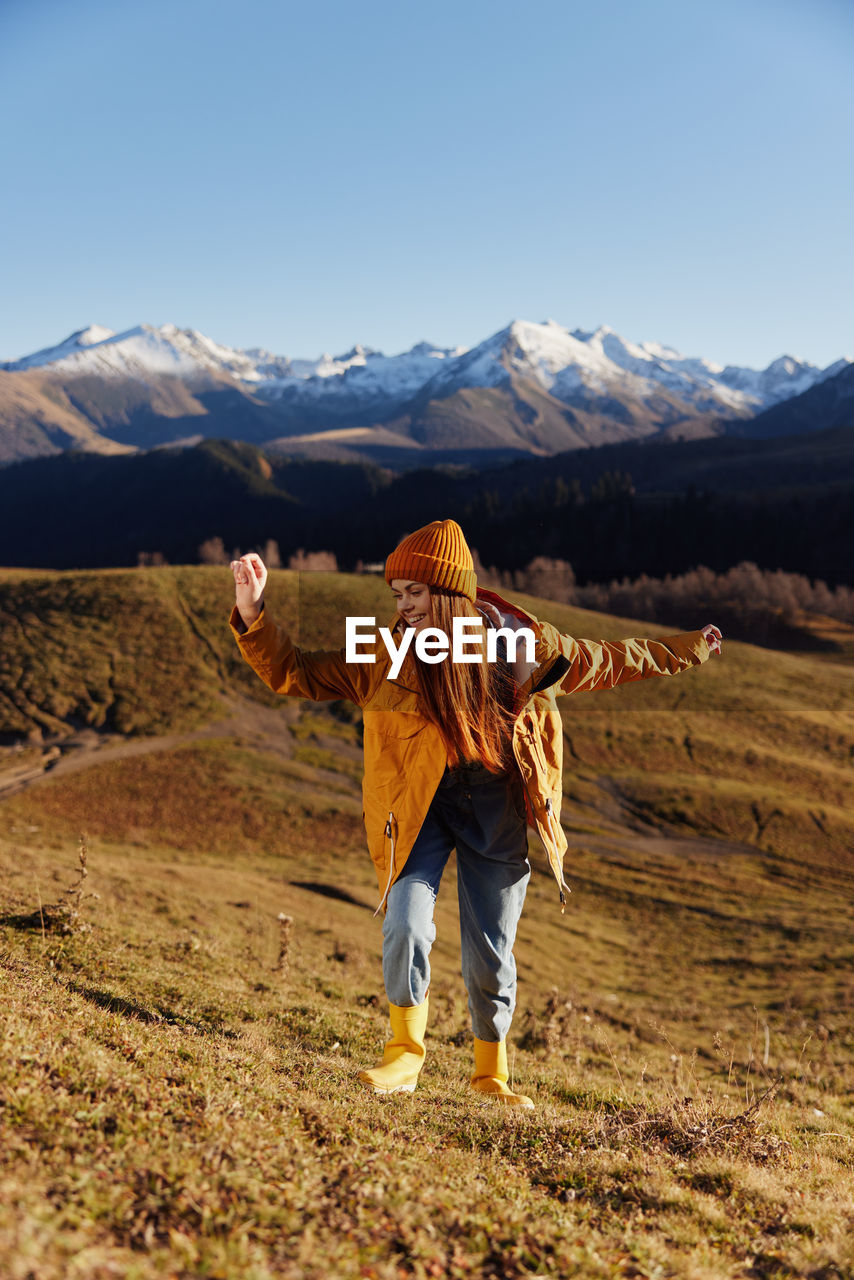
[229,554,372,705]
[550,621,722,696]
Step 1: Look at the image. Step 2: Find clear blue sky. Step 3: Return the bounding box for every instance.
[2,0,852,370]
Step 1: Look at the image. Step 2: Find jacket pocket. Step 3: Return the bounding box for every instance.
[364,709,425,738]
[364,710,426,793]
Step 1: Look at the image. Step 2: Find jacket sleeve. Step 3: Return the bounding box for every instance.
[553,627,712,695]
[229,605,373,705]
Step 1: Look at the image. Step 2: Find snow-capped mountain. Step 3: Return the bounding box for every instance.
[243,317,844,422]
[2,318,849,466]
[3,323,265,383]
[4,319,844,418]
[418,320,838,417]
[253,339,465,417]
[2,323,461,399]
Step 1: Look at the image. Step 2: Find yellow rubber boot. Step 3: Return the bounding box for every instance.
[471,1037,534,1109]
[358,998,429,1095]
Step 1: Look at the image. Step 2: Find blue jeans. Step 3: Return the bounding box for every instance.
[382,768,531,1042]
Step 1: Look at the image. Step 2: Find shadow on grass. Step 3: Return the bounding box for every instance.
[290,880,369,908]
[66,981,239,1038]
[1,909,59,932]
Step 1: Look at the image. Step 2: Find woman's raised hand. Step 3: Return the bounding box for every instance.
[231,553,268,629]
[701,623,723,655]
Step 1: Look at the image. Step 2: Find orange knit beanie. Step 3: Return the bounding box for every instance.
[385,519,477,602]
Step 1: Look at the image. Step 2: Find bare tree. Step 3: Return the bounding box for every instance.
[287,549,339,571]
[198,537,228,565]
[516,556,576,604]
[264,539,282,569]
[572,561,854,635]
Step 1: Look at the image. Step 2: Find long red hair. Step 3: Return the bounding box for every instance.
[415,590,517,772]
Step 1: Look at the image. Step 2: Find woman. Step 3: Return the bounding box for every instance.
[230,519,721,1109]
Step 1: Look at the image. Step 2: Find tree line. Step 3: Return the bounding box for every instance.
[0,438,851,595]
[477,557,854,647]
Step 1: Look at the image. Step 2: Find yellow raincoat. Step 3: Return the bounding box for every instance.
[230,588,712,912]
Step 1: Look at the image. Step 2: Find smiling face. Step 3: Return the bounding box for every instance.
[390,579,434,633]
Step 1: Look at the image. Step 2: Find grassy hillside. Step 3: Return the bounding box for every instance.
[0,566,396,742]
[0,369,137,464]
[1,568,853,1278]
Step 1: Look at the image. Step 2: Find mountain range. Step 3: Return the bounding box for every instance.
[2,320,851,466]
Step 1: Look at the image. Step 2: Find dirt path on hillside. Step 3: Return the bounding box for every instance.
[0,704,776,876]
[0,696,300,799]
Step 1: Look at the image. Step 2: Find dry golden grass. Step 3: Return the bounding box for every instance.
[1,809,852,1280]
[1,567,853,1277]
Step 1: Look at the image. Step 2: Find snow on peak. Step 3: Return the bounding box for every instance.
[1,322,270,383]
[76,324,116,347]
[765,354,808,377]
[3,324,118,369]
[258,336,465,405]
[410,340,442,356]
[820,356,854,380]
[718,352,823,406]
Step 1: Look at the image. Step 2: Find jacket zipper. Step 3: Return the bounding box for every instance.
[545,796,572,913]
[514,729,571,914]
[516,715,570,912]
[373,811,396,917]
